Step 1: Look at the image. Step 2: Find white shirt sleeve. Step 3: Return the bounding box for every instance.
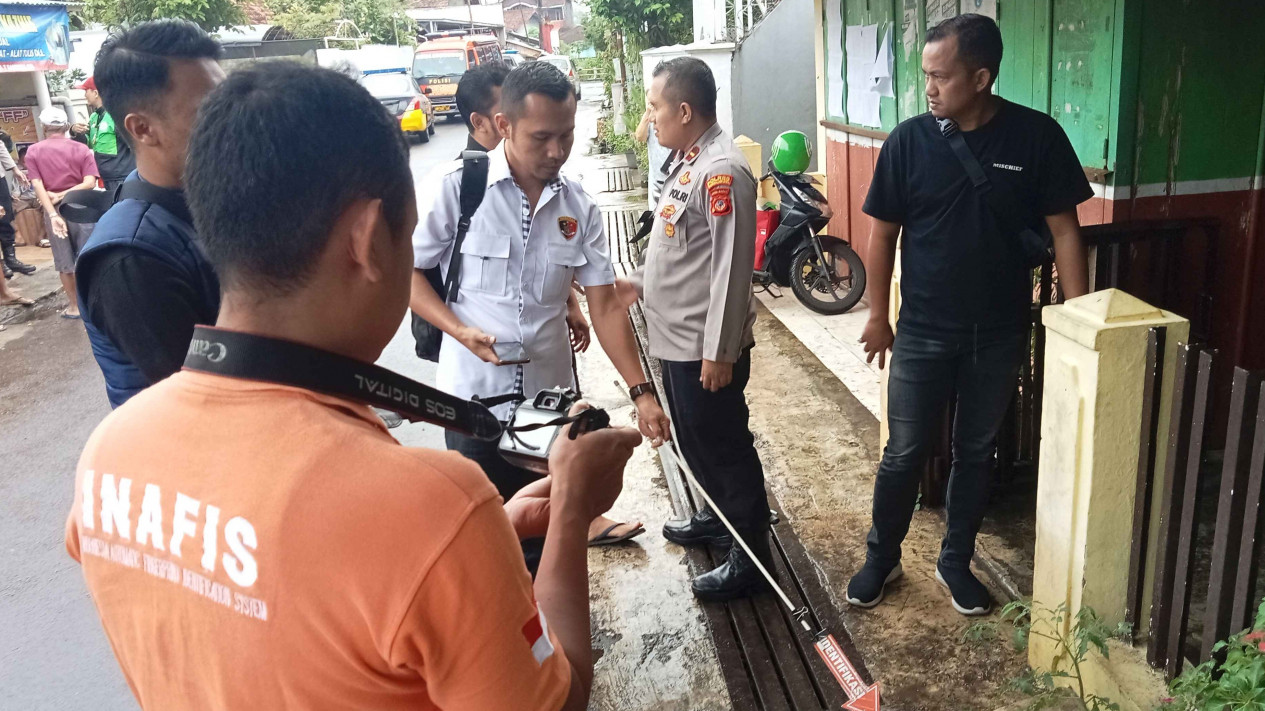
[412,165,462,271]
[574,197,616,287]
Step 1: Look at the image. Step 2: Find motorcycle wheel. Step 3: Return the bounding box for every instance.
[789,238,866,315]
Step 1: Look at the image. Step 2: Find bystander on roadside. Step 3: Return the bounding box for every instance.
[78,76,136,192]
[25,107,98,319]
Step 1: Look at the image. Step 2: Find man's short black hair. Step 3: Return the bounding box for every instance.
[186,63,412,297]
[456,61,509,130]
[926,13,1003,87]
[652,57,717,120]
[501,61,574,119]
[93,19,222,146]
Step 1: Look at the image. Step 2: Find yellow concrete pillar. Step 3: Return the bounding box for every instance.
[734,134,762,177]
[734,134,777,205]
[1030,288,1187,708]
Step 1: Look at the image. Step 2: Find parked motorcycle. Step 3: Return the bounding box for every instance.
[629,131,865,316]
[755,164,865,315]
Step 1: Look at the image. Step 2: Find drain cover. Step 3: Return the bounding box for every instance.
[602,206,643,265]
[600,166,635,192]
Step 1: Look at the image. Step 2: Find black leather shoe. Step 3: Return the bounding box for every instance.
[2,243,34,276]
[5,258,35,276]
[663,508,732,548]
[691,530,774,602]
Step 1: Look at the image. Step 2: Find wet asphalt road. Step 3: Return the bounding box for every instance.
[0,118,468,709]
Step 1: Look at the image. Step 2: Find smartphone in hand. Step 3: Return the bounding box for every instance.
[494,341,531,365]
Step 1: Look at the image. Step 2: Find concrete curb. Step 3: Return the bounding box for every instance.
[2,266,66,325]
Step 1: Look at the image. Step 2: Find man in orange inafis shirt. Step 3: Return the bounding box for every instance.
[65,61,641,710]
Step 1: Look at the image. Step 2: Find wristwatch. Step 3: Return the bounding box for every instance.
[629,382,657,403]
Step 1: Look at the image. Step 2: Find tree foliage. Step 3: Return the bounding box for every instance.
[585,0,690,50]
[81,0,245,31]
[267,0,412,45]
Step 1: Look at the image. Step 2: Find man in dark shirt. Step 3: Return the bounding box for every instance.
[848,14,1091,616]
[455,60,509,154]
[75,20,225,408]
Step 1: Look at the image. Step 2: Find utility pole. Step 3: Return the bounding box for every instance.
[612,31,628,133]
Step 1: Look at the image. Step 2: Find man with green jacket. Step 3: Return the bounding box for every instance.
[78,76,135,191]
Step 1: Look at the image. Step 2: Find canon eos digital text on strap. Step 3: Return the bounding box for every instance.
[182,326,504,441]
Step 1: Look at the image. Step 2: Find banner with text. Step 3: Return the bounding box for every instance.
[0,6,71,73]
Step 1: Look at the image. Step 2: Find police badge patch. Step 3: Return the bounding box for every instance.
[558,216,578,240]
[708,174,734,216]
[710,192,732,216]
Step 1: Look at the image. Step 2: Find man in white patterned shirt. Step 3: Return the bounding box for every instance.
[411,62,669,565]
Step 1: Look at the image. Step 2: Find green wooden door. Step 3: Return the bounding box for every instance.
[1049,0,1116,169]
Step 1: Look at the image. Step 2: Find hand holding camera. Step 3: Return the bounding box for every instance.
[546,402,641,521]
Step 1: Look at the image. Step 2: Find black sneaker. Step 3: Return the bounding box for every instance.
[845,561,903,608]
[935,565,992,616]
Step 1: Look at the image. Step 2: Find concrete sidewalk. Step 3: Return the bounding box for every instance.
[755,290,882,418]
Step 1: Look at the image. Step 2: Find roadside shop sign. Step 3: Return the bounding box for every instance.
[0,105,37,143]
[0,5,71,73]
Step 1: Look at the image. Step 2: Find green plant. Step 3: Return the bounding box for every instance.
[586,0,691,49]
[46,69,87,95]
[81,0,245,31]
[1161,599,1265,711]
[968,600,1129,711]
[268,0,412,45]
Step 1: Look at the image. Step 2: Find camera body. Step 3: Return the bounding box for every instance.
[499,387,604,474]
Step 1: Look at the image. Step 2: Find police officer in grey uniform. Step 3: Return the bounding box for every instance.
[618,57,771,601]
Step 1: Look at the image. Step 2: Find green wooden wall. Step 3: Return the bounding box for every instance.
[822,0,1126,172]
[1123,0,1265,187]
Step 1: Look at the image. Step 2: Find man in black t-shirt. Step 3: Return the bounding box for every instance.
[848,14,1091,616]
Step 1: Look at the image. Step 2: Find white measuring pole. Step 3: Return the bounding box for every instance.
[657,440,811,631]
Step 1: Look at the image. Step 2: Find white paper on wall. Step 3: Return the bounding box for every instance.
[960,0,997,19]
[845,23,880,127]
[871,24,895,98]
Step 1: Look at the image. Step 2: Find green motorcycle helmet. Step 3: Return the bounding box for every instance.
[771,130,812,175]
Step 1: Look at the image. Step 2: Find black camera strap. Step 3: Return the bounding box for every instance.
[182,326,504,441]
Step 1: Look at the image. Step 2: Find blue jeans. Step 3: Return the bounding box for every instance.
[865,327,1027,570]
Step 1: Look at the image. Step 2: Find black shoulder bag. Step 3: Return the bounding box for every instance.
[938,118,1052,268]
[411,150,489,361]
[59,180,193,227]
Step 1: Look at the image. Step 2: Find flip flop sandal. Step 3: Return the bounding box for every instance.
[588,522,646,547]
[2,296,33,306]
[60,311,81,320]
[38,239,50,247]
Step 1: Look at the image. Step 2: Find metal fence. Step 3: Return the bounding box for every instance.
[1125,336,1265,679]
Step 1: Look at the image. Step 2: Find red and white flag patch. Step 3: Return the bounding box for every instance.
[522,604,556,665]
